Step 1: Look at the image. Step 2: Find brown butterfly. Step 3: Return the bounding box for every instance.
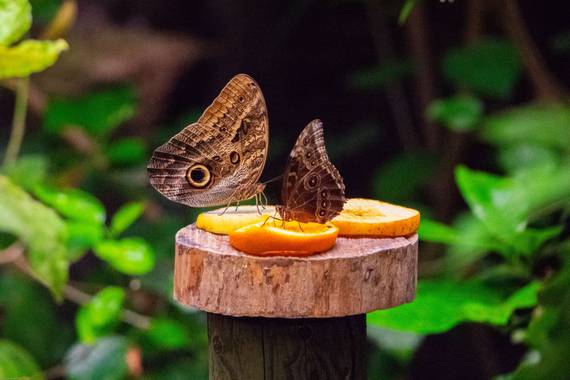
[147,74,269,207]
[276,119,346,224]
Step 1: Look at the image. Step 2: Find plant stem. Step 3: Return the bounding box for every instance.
[502,0,567,101]
[2,242,152,330]
[3,77,30,166]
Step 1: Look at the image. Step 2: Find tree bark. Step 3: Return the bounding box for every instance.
[208,313,366,380]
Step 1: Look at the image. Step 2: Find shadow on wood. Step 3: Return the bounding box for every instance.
[208,313,366,380]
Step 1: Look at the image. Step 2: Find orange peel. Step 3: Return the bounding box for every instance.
[229,220,339,256]
[332,198,420,237]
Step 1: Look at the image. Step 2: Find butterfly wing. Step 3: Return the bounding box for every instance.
[147,74,269,207]
[280,119,345,223]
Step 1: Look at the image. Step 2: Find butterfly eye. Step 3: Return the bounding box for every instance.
[186,164,211,188]
[230,151,241,164]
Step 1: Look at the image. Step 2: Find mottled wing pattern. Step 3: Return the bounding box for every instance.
[279,119,345,223]
[147,74,269,207]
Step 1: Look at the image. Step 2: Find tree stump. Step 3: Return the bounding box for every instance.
[174,224,418,380]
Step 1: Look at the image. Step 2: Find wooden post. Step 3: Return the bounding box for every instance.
[174,225,418,380]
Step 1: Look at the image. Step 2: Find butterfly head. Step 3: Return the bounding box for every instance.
[255,182,266,194]
[276,205,314,223]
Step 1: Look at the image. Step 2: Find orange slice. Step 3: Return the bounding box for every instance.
[332,198,420,237]
[229,220,339,256]
[196,206,275,235]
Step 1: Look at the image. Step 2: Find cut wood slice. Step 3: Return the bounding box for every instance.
[196,205,276,235]
[332,198,420,237]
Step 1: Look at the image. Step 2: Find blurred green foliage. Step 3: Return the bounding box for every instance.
[426,95,483,131]
[1,0,569,379]
[443,38,522,99]
[44,86,137,138]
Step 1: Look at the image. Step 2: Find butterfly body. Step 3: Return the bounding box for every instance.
[277,120,346,224]
[147,74,269,207]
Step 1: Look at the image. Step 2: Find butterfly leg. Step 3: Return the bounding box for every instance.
[297,221,304,232]
[255,194,263,215]
[234,200,240,212]
[219,201,232,216]
[260,191,268,210]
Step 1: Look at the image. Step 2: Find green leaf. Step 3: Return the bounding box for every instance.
[513,164,570,216]
[421,214,508,272]
[420,216,502,253]
[94,238,155,275]
[44,86,137,137]
[0,176,68,299]
[498,144,560,174]
[104,138,146,166]
[0,273,73,366]
[481,103,570,151]
[452,165,570,256]
[0,0,31,45]
[30,0,61,25]
[65,221,105,261]
[0,339,44,380]
[348,59,413,91]
[458,169,564,256]
[426,95,483,131]
[76,287,125,343]
[0,154,48,190]
[514,226,563,256]
[372,152,436,203]
[418,219,459,245]
[455,165,528,243]
[367,280,540,334]
[110,202,145,237]
[144,318,191,350]
[33,185,106,225]
[0,39,68,79]
[398,0,417,25]
[443,38,521,99]
[500,256,570,380]
[65,336,129,380]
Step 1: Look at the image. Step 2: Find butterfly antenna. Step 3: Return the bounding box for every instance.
[262,174,283,185]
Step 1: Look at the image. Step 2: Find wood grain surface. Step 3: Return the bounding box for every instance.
[207,313,366,380]
[174,224,418,318]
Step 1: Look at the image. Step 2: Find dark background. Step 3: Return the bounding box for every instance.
[1,0,569,379]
